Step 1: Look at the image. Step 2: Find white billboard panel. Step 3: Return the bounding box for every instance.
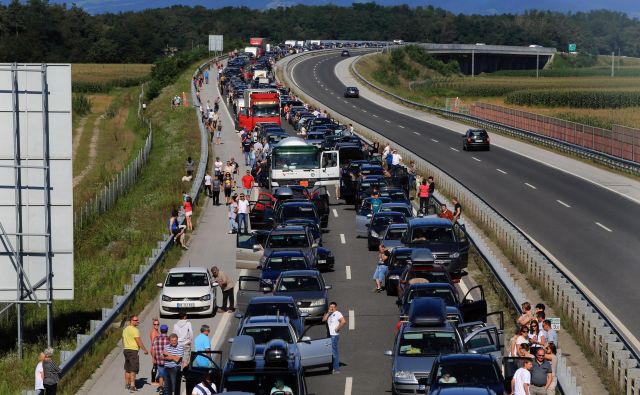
[209,35,224,52]
[0,63,74,301]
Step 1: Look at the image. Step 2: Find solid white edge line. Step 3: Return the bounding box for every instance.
[345,265,352,280]
[525,183,537,189]
[497,168,507,174]
[344,377,353,395]
[348,310,355,330]
[340,233,346,244]
[472,157,481,162]
[333,208,339,218]
[595,222,613,232]
[557,200,571,208]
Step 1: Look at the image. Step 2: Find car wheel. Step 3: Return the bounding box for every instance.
[462,143,467,151]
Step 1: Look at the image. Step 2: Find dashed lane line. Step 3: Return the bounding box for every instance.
[399,125,405,129]
[557,200,571,208]
[525,183,537,189]
[344,377,353,395]
[384,119,391,123]
[472,157,481,162]
[450,147,459,152]
[340,233,346,244]
[431,138,439,143]
[372,114,379,118]
[496,168,507,174]
[333,208,339,218]
[346,265,352,280]
[413,131,421,136]
[349,310,355,330]
[596,222,613,232]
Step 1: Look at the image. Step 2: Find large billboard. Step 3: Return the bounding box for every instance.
[0,63,74,301]
[209,35,223,52]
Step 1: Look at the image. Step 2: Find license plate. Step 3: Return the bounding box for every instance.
[177,303,195,308]
[299,180,309,187]
[475,139,483,142]
[418,384,426,390]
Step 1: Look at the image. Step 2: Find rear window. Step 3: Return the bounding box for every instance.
[470,130,488,137]
[246,303,299,319]
[265,256,308,270]
[268,233,310,248]
[410,226,455,243]
[277,276,321,292]
[241,326,293,344]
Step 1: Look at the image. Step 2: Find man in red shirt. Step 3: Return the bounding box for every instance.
[241,170,255,198]
[438,204,455,222]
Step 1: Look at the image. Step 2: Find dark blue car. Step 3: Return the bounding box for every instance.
[367,211,407,251]
[259,251,312,285]
[428,354,507,395]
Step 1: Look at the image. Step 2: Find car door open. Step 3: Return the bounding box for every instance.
[459,284,488,323]
[236,231,268,270]
[297,331,333,370]
[464,325,502,364]
[236,276,271,313]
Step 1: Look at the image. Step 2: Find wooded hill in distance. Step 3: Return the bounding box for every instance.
[1,1,639,63]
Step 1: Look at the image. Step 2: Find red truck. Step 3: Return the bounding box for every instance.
[249,37,267,56]
[237,89,281,131]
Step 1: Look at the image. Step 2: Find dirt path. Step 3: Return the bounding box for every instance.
[73,115,103,188]
[72,116,88,158]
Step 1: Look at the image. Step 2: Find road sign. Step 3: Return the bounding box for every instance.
[568,43,577,52]
[549,317,561,331]
[209,35,223,52]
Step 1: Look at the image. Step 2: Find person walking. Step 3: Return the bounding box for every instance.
[185,157,194,178]
[373,245,390,292]
[215,119,223,145]
[204,172,213,198]
[123,315,149,392]
[214,157,223,178]
[211,266,235,312]
[228,194,238,234]
[149,318,161,385]
[223,173,234,205]
[511,358,533,395]
[151,324,170,394]
[42,348,60,395]
[241,133,252,166]
[168,209,187,250]
[529,348,553,394]
[162,334,184,395]
[173,312,193,366]
[418,179,429,215]
[34,352,45,395]
[237,193,250,234]
[452,197,462,223]
[211,175,221,206]
[193,324,212,368]
[184,196,193,231]
[241,170,255,197]
[322,302,347,374]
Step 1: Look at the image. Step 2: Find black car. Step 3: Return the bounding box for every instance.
[367,211,407,251]
[341,49,350,57]
[384,247,414,296]
[344,87,359,98]
[462,128,490,151]
[428,354,509,395]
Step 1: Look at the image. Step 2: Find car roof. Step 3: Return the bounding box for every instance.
[271,225,307,233]
[437,353,494,363]
[248,295,296,304]
[386,223,408,229]
[168,266,209,274]
[277,269,321,277]
[380,202,411,208]
[267,250,306,258]
[408,217,453,226]
[374,211,405,217]
[244,315,291,325]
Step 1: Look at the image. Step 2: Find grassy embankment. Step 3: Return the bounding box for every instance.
[0,60,206,394]
[356,49,640,129]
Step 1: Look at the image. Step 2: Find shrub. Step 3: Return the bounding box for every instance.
[72,93,92,115]
[146,48,208,101]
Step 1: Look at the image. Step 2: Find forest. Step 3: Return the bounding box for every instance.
[1,0,640,63]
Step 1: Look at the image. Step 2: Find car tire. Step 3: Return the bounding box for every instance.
[462,143,466,151]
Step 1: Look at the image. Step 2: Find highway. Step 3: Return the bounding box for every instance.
[290,52,640,340]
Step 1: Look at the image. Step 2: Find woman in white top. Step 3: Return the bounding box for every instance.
[214,157,223,177]
[35,352,45,394]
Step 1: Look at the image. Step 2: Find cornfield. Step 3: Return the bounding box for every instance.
[505,89,640,108]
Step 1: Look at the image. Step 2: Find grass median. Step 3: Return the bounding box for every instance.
[0,58,207,394]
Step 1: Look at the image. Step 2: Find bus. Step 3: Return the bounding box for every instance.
[270,137,340,189]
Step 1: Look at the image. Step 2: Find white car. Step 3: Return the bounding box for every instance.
[157,267,218,317]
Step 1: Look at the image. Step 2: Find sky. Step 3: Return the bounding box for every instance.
[5,0,640,16]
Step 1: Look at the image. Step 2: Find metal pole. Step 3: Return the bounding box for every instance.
[41,64,54,348]
[12,63,24,358]
[536,53,539,78]
[471,50,475,77]
[611,52,615,77]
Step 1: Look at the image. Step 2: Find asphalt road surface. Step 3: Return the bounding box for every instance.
[291,52,640,343]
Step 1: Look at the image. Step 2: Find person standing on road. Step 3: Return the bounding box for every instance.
[204,172,213,198]
[418,179,429,215]
[215,119,223,145]
[237,193,250,234]
[211,175,221,206]
[194,325,212,368]
[518,302,535,327]
[42,348,60,395]
[241,133,252,166]
[214,157,223,178]
[373,245,390,292]
[512,358,533,395]
[152,324,170,393]
[149,318,161,385]
[173,312,193,365]
[123,315,149,392]
[452,197,462,223]
[322,302,347,374]
[529,349,553,394]
[211,266,235,313]
[241,170,255,197]
[34,352,45,395]
[228,194,238,233]
[162,334,184,395]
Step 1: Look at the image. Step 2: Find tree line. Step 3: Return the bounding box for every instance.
[1,0,639,63]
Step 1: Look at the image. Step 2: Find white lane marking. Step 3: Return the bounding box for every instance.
[384,119,391,123]
[450,147,459,152]
[525,183,537,189]
[333,208,339,218]
[343,100,349,104]
[344,377,353,395]
[496,168,507,174]
[399,125,405,129]
[413,131,420,136]
[349,310,355,330]
[595,222,613,232]
[472,156,481,162]
[340,233,346,244]
[372,114,379,118]
[352,105,357,108]
[431,138,439,143]
[362,109,367,113]
[346,265,352,280]
[557,200,571,208]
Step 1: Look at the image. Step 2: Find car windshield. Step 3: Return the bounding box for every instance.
[410,226,455,243]
[223,372,298,394]
[246,303,299,320]
[165,272,209,287]
[380,206,411,217]
[272,147,320,170]
[411,270,450,283]
[277,276,321,292]
[265,257,308,271]
[268,234,310,248]
[434,361,500,386]
[240,325,293,344]
[398,331,460,356]
[407,288,456,306]
[281,205,316,220]
[253,104,279,117]
[384,228,407,240]
[373,214,405,226]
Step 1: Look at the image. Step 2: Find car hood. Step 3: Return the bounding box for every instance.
[433,386,503,394]
[162,286,211,298]
[406,241,458,252]
[393,355,437,376]
[273,290,326,301]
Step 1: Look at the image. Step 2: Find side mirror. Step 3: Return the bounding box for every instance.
[261,285,272,293]
[300,312,310,318]
[156,283,163,288]
[256,265,262,270]
[234,312,243,319]
[228,338,234,343]
[384,350,393,356]
[300,336,312,342]
[325,284,332,290]
[253,244,263,251]
[211,282,219,287]
[312,242,319,248]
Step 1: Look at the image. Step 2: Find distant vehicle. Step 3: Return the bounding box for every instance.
[462,128,490,151]
[341,49,350,57]
[157,267,218,317]
[393,39,404,45]
[344,87,359,98]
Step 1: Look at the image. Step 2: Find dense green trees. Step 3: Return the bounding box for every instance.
[0,1,639,63]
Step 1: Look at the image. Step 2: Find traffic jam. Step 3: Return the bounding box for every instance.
[182,39,533,395]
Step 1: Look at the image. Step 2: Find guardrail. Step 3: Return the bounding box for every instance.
[350,53,640,176]
[276,50,600,395]
[21,55,222,395]
[73,84,153,229]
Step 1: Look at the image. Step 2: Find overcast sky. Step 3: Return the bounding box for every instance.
[5,0,639,16]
